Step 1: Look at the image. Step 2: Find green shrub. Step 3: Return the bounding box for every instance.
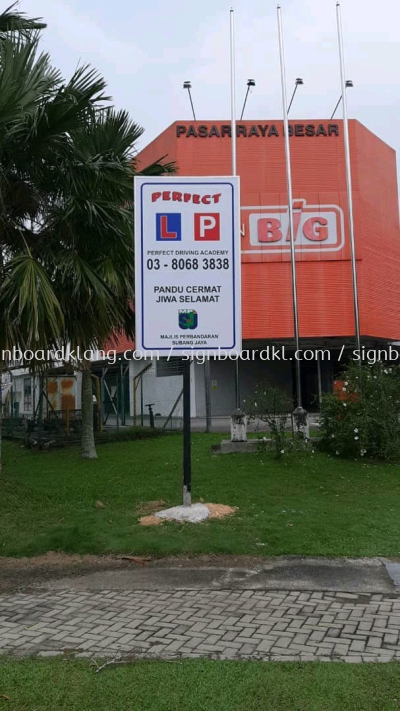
[95,427,169,445]
[320,361,400,461]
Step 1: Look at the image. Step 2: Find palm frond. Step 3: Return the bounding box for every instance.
[0,37,59,125]
[23,64,109,152]
[0,251,64,348]
[0,3,46,39]
[71,109,144,160]
[135,155,177,176]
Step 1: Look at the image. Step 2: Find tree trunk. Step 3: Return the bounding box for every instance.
[81,363,98,459]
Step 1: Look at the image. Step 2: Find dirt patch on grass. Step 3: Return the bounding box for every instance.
[139,515,163,527]
[136,500,168,516]
[0,552,100,569]
[206,504,237,519]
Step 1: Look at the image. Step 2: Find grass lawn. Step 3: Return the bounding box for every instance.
[1,435,400,558]
[0,658,399,710]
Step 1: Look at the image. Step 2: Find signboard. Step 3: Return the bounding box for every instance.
[134,177,241,356]
[243,199,345,254]
[176,122,340,139]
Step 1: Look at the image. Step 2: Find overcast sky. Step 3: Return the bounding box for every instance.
[23,0,399,168]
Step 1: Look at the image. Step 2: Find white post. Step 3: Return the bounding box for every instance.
[277,4,302,409]
[230,7,240,408]
[230,8,237,176]
[336,2,361,353]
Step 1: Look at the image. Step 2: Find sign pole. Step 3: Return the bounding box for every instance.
[134,175,241,511]
[204,358,212,433]
[182,358,192,506]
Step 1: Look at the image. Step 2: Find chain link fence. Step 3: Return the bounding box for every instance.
[2,356,324,440]
[133,358,184,430]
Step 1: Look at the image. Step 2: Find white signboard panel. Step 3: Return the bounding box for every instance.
[134,177,241,356]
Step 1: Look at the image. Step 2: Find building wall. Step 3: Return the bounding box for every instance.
[353,122,400,339]
[194,358,293,417]
[136,119,400,342]
[2,371,80,417]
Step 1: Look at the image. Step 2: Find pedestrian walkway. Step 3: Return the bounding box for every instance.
[1,586,400,662]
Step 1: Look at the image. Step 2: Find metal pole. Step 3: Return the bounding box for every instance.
[100,368,106,427]
[32,369,36,422]
[317,352,323,408]
[240,85,250,121]
[204,358,212,433]
[120,362,125,426]
[188,88,196,121]
[0,372,2,473]
[336,2,361,353]
[331,95,342,120]
[116,375,120,433]
[140,374,144,427]
[94,375,102,432]
[277,4,302,408]
[230,8,237,175]
[183,358,192,506]
[230,8,240,408]
[37,375,44,447]
[133,378,137,426]
[287,84,298,115]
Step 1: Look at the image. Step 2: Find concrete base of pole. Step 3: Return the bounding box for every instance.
[183,487,192,507]
[221,439,259,454]
[156,503,209,523]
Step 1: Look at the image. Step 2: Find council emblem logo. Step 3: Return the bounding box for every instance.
[179,310,198,330]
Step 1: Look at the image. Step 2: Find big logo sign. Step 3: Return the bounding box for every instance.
[243,199,345,253]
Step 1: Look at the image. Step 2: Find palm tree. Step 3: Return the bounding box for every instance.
[50,110,174,458]
[0,7,60,472]
[0,9,112,461]
[0,10,109,354]
[0,5,175,462]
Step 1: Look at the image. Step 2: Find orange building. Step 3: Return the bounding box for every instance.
[135,119,400,411]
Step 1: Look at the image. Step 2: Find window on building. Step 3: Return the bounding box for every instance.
[23,377,32,411]
[156,358,184,378]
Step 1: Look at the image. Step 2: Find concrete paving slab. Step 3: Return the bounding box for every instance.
[383,561,400,588]
[44,557,394,594]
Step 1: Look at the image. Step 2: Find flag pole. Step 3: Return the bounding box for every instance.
[230,8,237,175]
[336,2,361,353]
[230,7,240,408]
[277,4,302,409]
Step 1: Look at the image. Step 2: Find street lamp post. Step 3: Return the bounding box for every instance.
[331,79,353,119]
[287,77,304,114]
[240,79,256,120]
[183,81,196,121]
